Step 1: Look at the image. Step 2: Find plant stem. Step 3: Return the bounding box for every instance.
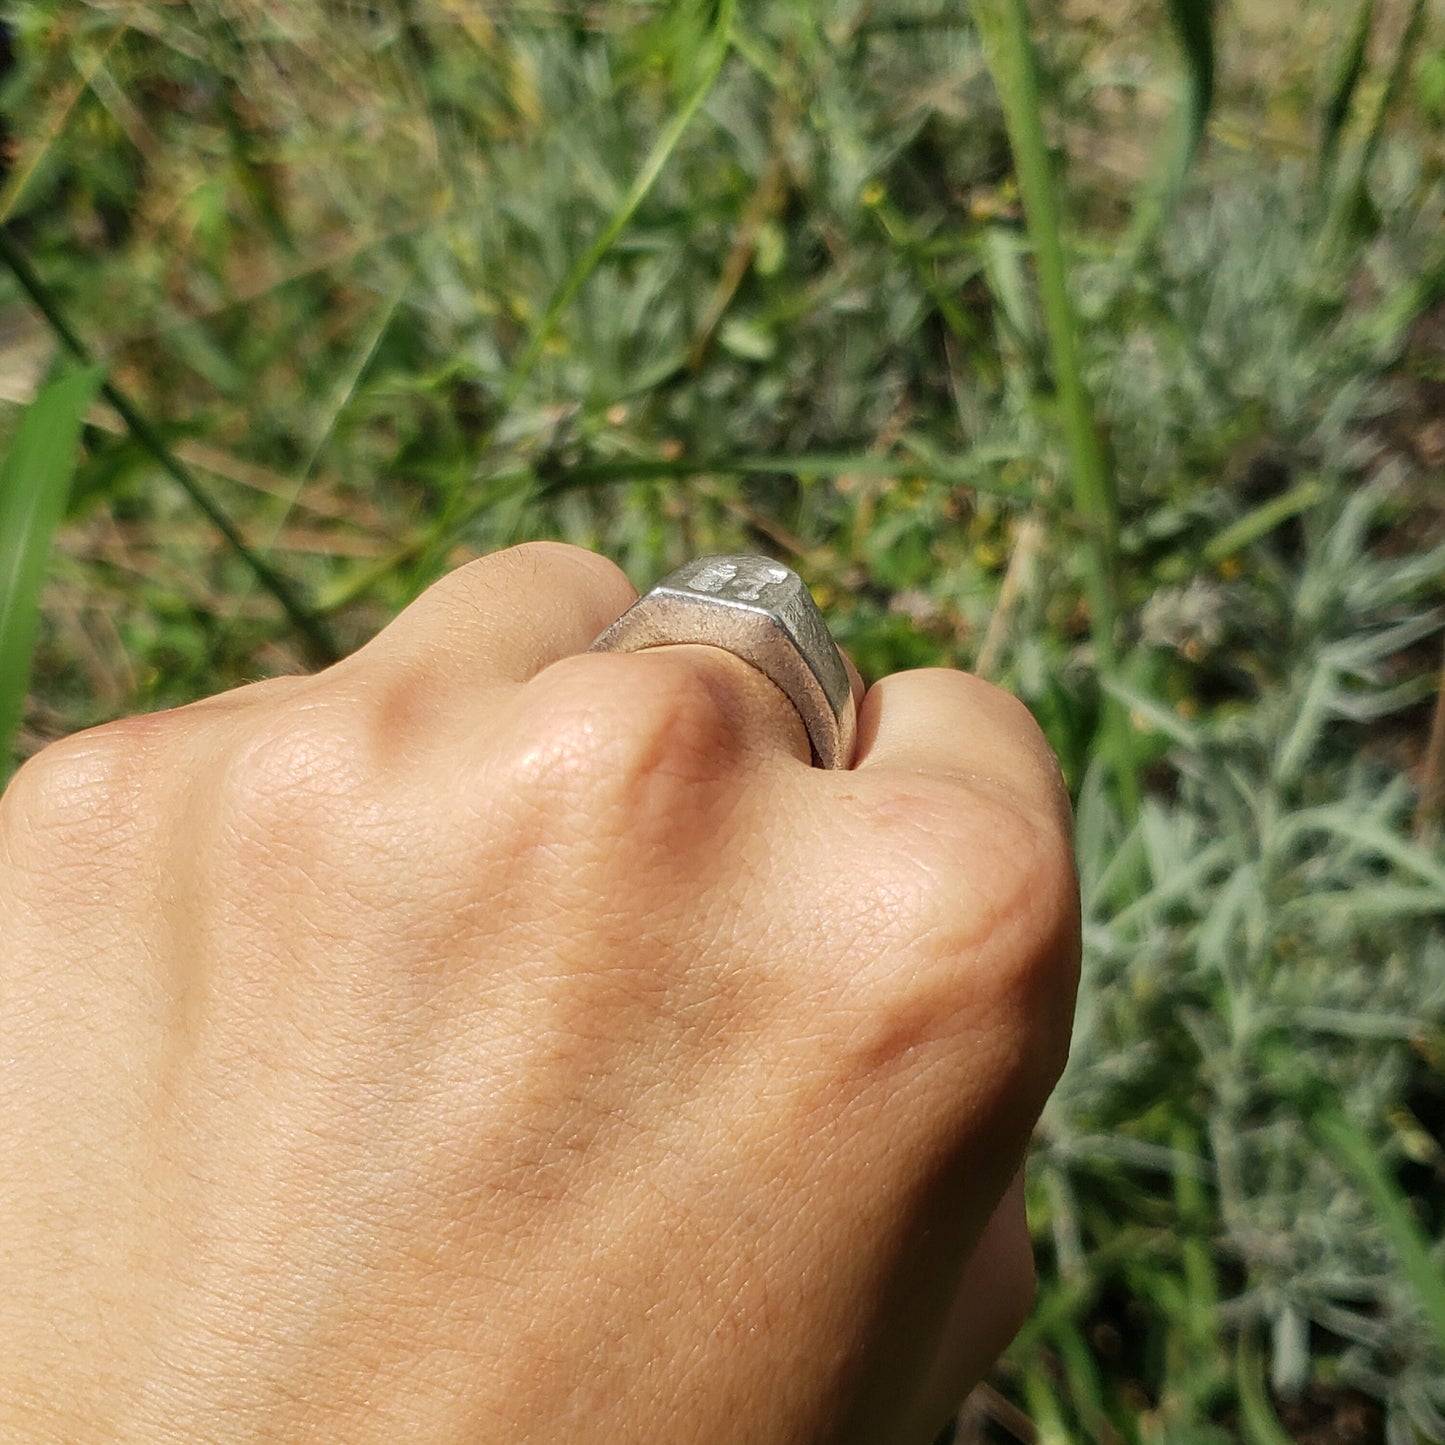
[1311,1101,1445,1353]
[969,0,1140,817]
[0,227,339,667]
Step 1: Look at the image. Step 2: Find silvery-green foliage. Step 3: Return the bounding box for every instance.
[1049,474,1445,1438]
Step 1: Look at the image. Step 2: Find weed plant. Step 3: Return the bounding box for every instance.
[2,1,1443,1440]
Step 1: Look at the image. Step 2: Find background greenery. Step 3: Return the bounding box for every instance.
[2,0,1443,1439]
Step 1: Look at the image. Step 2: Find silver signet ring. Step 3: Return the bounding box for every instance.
[588,555,858,770]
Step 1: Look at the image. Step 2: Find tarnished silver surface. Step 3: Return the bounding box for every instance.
[589,555,857,769]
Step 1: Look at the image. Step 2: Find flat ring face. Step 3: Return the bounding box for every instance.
[589,555,857,769]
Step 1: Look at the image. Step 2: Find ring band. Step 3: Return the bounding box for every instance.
[588,555,857,769]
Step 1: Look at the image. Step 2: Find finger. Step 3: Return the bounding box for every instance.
[643,644,814,765]
[525,641,814,773]
[851,668,1070,831]
[359,542,636,682]
[320,543,636,733]
[836,669,1079,1129]
[911,1169,1035,1436]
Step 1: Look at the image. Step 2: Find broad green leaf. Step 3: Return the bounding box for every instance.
[0,365,104,769]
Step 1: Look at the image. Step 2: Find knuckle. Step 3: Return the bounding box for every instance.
[505,652,734,814]
[963,797,1078,1003]
[950,786,1076,971]
[930,668,1051,753]
[977,685,1071,825]
[216,698,371,833]
[0,720,153,842]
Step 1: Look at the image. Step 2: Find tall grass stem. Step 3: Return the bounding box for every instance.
[967,0,1140,816]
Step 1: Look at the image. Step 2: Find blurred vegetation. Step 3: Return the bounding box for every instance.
[2,0,1444,1440]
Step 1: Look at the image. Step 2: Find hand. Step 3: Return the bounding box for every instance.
[0,543,1078,1444]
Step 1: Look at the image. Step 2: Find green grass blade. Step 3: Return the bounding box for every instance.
[968,0,1114,556]
[1203,480,1325,564]
[1126,0,1216,246]
[1235,1335,1296,1445]
[1353,0,1427,185]
[0,229,338,666]
[968,0,1140,818]
[1318,0,1377,187]
[319,442,1046,616]
[0,365,104,768]
[535,450,1044,501]
[1163,0,1216,188]
[1311,1102,1445,1353]
[1323,0,1428,252]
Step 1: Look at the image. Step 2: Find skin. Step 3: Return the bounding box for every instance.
[0,542,1079,1444]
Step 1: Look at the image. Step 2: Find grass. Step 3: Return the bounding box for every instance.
[969,0,1140,818]
[2,0,1443,1439]
[0,360,100,754]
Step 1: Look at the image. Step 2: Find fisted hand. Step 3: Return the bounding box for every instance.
[0,543,1078,1444]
